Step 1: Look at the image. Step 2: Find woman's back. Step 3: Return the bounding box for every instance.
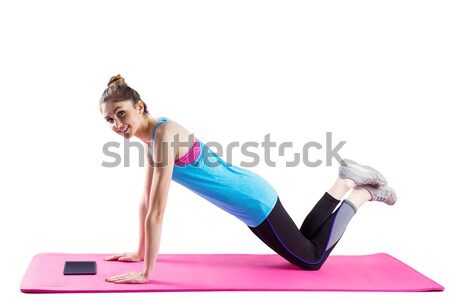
[148,117,278,227]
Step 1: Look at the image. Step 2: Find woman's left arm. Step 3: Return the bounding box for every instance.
[142,132,175,278]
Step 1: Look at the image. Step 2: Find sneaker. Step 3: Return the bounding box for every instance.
[354,184,397,205]
[339,159,388,186]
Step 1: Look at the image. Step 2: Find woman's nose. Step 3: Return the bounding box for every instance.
[113,119,122,129]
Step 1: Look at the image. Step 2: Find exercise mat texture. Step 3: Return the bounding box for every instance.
[20,252,444,293]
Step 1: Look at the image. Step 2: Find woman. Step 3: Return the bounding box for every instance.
[100,74,397,284]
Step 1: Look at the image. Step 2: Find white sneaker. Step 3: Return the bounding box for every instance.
[339,159,388,186]
[354,184,397,205]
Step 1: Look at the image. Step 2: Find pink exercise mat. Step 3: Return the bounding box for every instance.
[20,252,444,293]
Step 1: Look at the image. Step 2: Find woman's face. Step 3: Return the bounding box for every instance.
[101,100,142,138]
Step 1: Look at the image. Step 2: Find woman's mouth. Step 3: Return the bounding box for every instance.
[119,126,129,133]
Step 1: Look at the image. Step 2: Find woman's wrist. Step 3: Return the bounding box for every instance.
[142,267,153,278]
[137,247,145,258]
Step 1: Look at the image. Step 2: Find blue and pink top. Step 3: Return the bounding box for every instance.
[147,117,278,227]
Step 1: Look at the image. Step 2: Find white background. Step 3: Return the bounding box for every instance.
[1,0,448,299]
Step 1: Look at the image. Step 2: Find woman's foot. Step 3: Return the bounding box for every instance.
[339,159,388,187]
[354,184,397,205]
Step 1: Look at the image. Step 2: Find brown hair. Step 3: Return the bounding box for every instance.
[99,74,149,115]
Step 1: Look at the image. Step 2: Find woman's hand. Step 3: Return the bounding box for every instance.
[104,251,143,262]
[105,271,150,284]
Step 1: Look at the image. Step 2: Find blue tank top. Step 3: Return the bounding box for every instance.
[147,117,278,227]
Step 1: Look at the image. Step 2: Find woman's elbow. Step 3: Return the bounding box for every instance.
[140,198,149,210]
[146,211,164,224]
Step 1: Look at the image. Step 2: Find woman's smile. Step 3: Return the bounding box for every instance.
[118,125,130,134]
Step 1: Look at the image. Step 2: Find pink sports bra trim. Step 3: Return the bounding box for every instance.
[174,137,200,166]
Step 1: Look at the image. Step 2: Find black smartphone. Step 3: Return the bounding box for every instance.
[63,261,97,275]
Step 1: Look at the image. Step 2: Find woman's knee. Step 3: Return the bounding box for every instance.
[294,261,324,271]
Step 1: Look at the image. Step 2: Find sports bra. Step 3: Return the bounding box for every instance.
[147,117,278,227]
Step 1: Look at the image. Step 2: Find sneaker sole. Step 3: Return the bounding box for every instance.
[355,184,398,205]
[339,159,388,186]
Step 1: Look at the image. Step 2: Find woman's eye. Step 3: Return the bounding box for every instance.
[118,111,125,117]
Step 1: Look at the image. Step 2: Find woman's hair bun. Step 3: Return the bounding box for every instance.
[107,74,126,88]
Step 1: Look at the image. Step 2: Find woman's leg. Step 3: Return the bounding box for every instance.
[248,178,370,270]
[304,188,371,267]
[299,177,356,239]
[248,198,322,269]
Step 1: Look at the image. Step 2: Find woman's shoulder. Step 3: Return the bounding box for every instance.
[153,116,195,142]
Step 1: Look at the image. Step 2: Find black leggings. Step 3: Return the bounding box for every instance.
[248,192,356,270]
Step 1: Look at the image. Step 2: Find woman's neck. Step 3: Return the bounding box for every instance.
[134,115,157,144]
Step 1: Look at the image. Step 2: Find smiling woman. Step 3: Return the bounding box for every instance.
[99,75,151,139]
[98,74,397,285]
